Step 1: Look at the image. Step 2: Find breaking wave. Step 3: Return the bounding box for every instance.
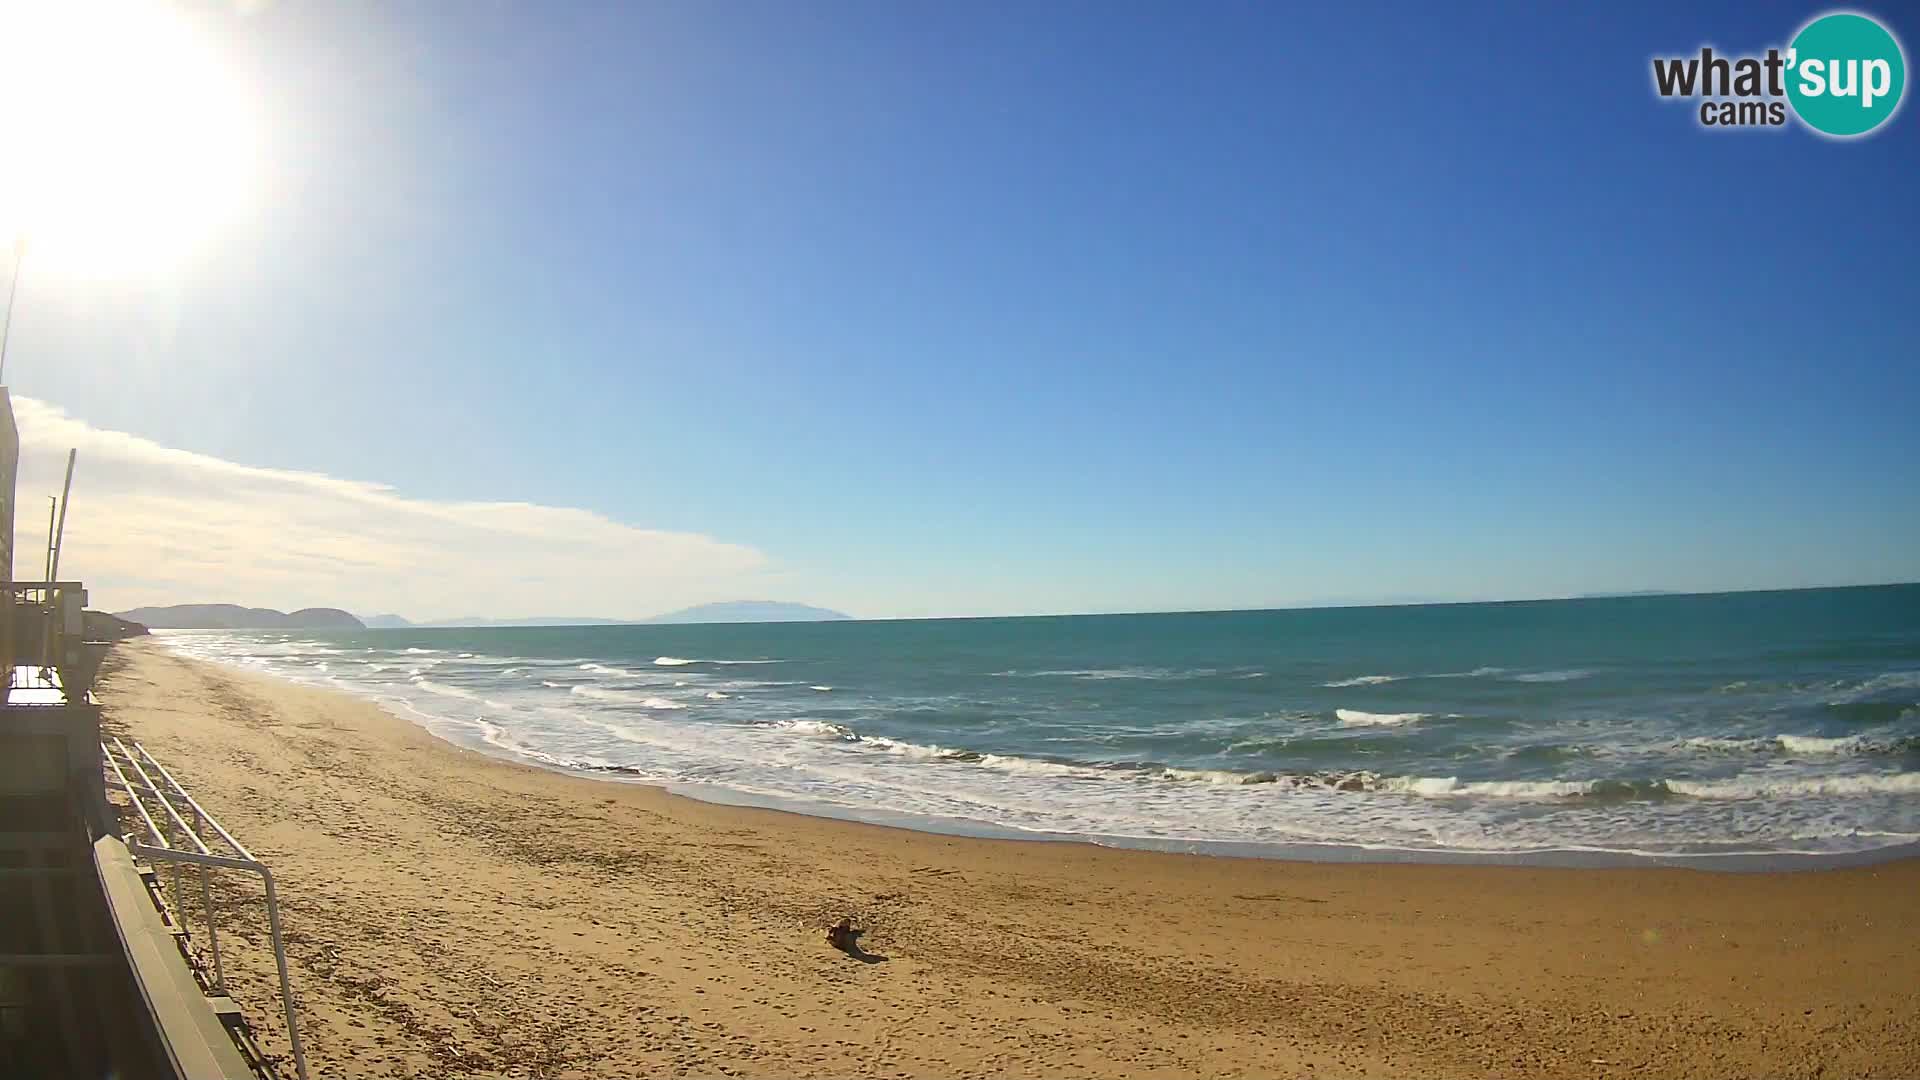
[1665,772,1920,799]
[408,677,479,701]
[1324,674,1402,687]
[569,685,687,709]
[1336,708,1426,727]
[1682,733,1919,757]
[756,719,1915,803]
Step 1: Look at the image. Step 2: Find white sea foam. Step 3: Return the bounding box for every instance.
[569,685,687,709]
[1828,670,1920,702]
[1008,668,1184,680]
[1777,734,1863,755]
[1683,736,1769,753]
[769,720,1074,772]
[773,719,856,738]
[653,656,693,666]
[470,718,582,770]
[705,690,731,700]
[1154,766,1274,785]
[1510,669,1592,683]
[1667,772,1920,799]
[580,662,636,677]
[1323,674,1401,687]
[409,677,479,701]
[1384,776,1598,798]
[1336,709,1426,727]
[1682,733,1909,757]
[868,737,969,762]
[809,685,834,692]
[1326,667,1507,687]
[973,753,1086,777]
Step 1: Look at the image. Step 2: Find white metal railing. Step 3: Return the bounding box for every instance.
[101,737,309,1080]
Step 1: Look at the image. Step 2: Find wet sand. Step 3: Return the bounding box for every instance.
[96,640,1920,1078]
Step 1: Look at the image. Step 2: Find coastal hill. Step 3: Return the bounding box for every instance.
[117,601,849,631]
[366,601,852,629]
[84,610,150,639]
[115,604,366,630]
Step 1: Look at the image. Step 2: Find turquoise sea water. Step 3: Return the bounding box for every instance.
[157,585,1920,864]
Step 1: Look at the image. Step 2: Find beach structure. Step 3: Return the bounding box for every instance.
[0,386,303,1078]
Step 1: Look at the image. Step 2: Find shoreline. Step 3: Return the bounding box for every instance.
[444,754,1920,875]
[96,640,1920,1078]
[182,635,1920,874]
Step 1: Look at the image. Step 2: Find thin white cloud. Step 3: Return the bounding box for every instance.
[10,395,773,620]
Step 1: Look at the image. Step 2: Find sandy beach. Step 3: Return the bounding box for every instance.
[95,640,1920,1079]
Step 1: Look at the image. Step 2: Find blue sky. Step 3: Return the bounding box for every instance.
[5,0,1917,619]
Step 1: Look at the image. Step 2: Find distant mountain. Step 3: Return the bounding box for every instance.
[363,613,415,628]
[115,604,366,630]
[642,601,852,625]
[1575,590,1678,599]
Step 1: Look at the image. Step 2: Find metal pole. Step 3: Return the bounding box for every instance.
[47,449,74,583]
[0,233,23,383]
[168,812,185,924]
[260,870,310,1080]
[44,451,74,669]
[44,497,55,584]
[194,804,226,991]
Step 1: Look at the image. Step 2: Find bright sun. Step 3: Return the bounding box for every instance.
[0,0,261,278]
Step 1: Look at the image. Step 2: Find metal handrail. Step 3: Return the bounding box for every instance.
[103,739,310,1080]
[111,739,226,991]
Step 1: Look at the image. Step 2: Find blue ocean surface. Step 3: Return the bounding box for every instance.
[155,585,1920,864]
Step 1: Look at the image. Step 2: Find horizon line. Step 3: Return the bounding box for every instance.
[119,579,1917,628]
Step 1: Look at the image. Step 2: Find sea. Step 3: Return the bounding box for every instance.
[153,584,1920,867]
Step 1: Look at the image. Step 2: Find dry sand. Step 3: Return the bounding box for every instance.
[96,640,1919,1078]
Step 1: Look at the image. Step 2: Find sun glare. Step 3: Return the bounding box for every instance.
[0,0,261,278]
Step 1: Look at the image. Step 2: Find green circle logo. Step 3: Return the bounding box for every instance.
[1786,12,1907,137]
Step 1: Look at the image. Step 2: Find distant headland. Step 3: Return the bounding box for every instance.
[114,604,366,630]
[115,601,852,630]
[366,601,853,628]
